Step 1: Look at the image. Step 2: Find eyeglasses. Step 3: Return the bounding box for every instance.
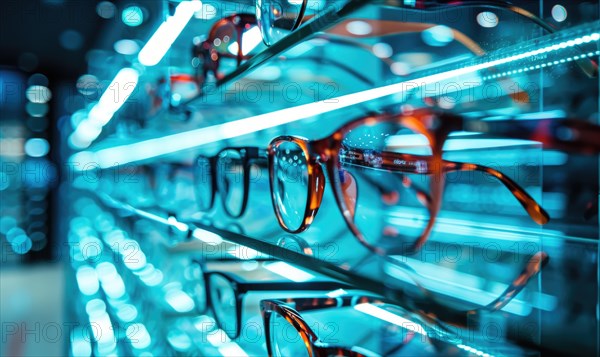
[268,111,549,254]
[260,296,430,357]
[192,259,350,339]
[148,147,266,219]
[195,147,267,218]
[268,109,600,255]
[192,14,260,85]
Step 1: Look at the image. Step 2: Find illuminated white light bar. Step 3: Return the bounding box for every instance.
[226,245,261,260]
[326,288,348,297]
[457,344,495,357]
[138,1,202,66]
[70,31,600,168]
[70,68,139,148]
[264,261,315,282]
[227,26,263,55]
[218,343,249,357]
[167,216,189,232]
[192,228,224,244]
[354,303,427,335]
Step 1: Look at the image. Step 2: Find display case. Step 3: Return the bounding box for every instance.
[57,1,599,356]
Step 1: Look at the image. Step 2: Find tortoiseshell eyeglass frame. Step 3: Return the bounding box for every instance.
[261,296,385,357]
[269,111,529,255]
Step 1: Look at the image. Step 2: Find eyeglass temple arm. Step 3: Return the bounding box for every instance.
[441,160,550,224]
[272,296,383,313]
[464,118,600,154]
[236,280,351,293]
[328,20,486,56]
[484,251,549,311]
[388,251,550,329]
[340,148,549,224]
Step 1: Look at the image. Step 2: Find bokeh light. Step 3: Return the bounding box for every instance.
[372,43,393,58]
[477,11,499,28]
[60,30,84,50]
[24,138,50,157]
[422,25,454,47]
[552,5,568,22]
[345,21,372,35]
[76,74,101,97]
[26,85,52,103]
[96,1,116,19]
[25,102,49,117]
[114,39,140,55]
[122,6,144,27]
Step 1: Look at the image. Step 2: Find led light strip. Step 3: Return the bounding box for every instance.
[354,303,427,335]
[70,30,600,170]
[263,261,316,282]
[138,1,202,66]
[482,49,600,81]
[69,68,139,149]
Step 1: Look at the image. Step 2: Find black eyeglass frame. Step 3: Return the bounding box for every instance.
[194,146,267,218]
[202,264,351,339]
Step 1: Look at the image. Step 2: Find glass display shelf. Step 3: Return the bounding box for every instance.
[83,183,598,355]
[69,18,600,169]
